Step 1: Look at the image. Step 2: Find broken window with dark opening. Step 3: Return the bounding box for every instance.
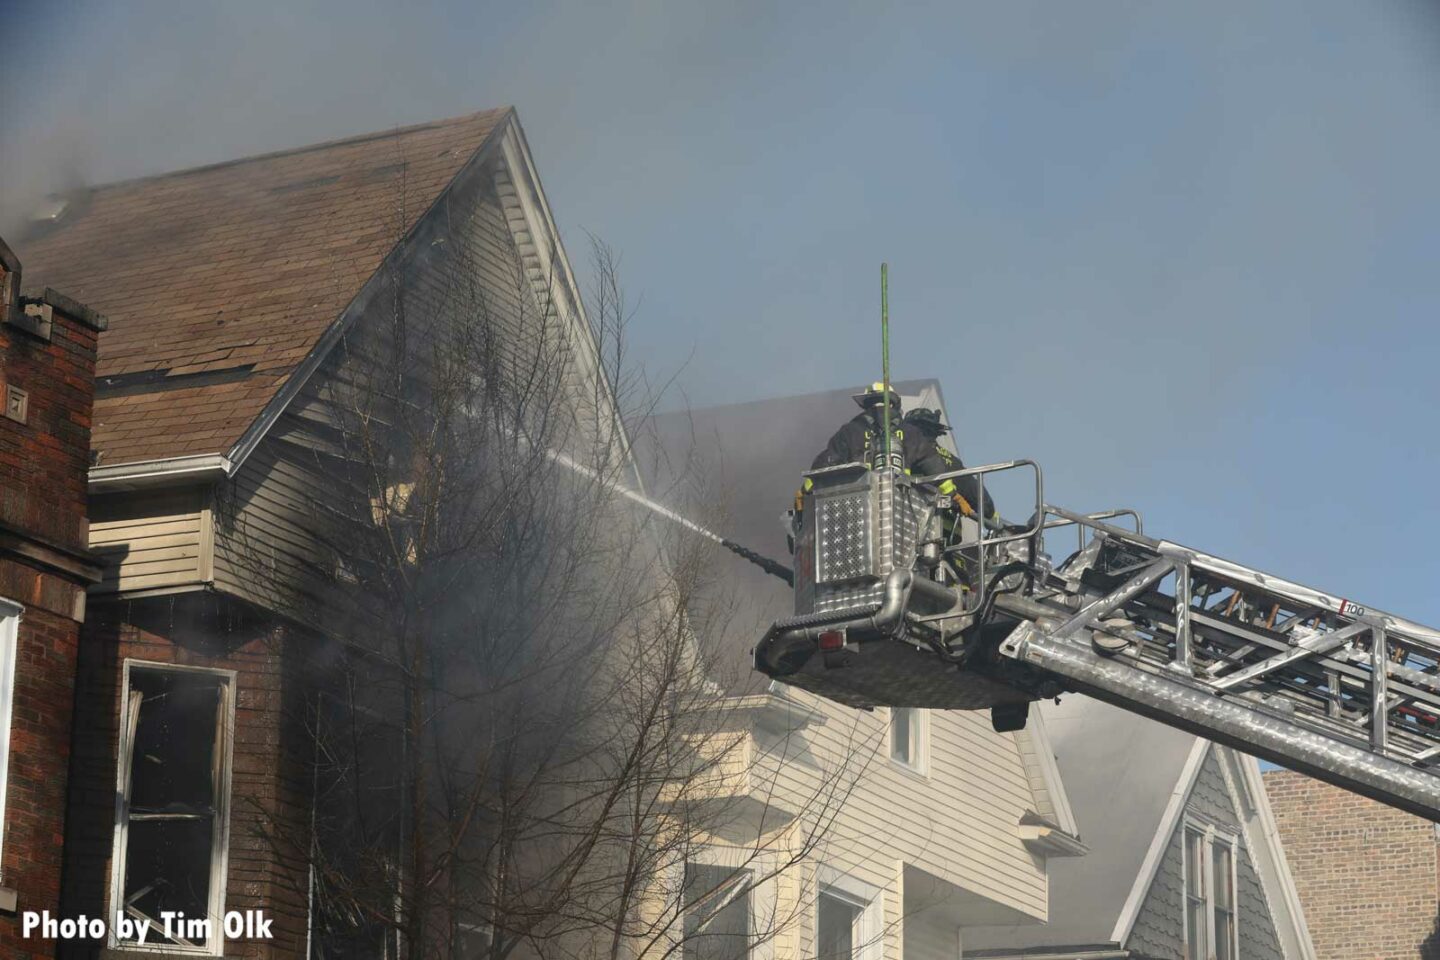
[113,664,233,953]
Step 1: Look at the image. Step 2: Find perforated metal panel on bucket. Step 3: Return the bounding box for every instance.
[816,492,872,583]
[794,466,931,617]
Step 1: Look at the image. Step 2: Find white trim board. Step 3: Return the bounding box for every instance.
[814,864,883,960]
[107,659,238,957]
[1016,706,1080,838]
[1109,737,1210,945]
[1105,738,1316,960]
[493,119,647,496]
[0,597,22,879]
[1217,749,1317,960]
[89,454,234,491]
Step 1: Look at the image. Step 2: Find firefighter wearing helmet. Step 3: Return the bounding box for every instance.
[900,406,997,527]
[804,383,997,527]
[809,381,906,472]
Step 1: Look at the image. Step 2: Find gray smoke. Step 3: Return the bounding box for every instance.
[8,0,1440,628]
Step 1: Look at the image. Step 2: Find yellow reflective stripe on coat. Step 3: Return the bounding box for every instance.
[938,479,956,496]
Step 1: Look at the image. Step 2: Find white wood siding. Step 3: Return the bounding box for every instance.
[748,694,1050,960]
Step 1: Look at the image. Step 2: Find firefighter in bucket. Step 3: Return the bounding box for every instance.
[791,383,999,584]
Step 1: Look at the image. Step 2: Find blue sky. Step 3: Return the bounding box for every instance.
[5,0,1440,627]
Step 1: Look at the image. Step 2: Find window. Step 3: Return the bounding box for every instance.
[683,863,752,960]
[817,890,861,960]
[815,869,880,960]
[110,662,235,955]
[1184,828,1207,960]
[1213,843,1236,960]
[0,600,18,868]
[1183,820,1238,960]
[453,921,493,958]
[889,707,927,773]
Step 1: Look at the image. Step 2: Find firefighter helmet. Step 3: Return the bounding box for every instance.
[905,407,950,435]
[853,381,902,411]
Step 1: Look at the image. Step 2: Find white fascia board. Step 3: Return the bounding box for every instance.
[1109,737,1210,946]
[496,117,647,495]
[1017,819,1090,858]
[722,690,829,731]
[1021,707,1081,837]
[1218,749,1318,960]
[88,453,235,490]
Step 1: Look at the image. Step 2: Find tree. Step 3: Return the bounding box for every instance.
[217,160,867,960]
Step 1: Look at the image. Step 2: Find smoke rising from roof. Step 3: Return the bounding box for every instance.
[6,0,1440,630]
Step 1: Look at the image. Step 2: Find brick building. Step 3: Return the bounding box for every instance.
[1265,769,1440,959]
[0,237,104,959]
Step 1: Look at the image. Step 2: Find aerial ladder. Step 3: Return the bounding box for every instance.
[550,267,1438,823]
[751,457,1440,823]
[739,262,1440,823]
[580,379,1440,823]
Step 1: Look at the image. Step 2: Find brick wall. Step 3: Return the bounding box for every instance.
[4,605,83,960]
[0,292,97,557]
[61,596,316,960]
[0,279,101,960]
[1264,769,1440,959]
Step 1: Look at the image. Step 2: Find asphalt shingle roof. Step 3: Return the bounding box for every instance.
[16,108,510,467]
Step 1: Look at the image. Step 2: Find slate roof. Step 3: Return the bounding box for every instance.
[15,108,510,467]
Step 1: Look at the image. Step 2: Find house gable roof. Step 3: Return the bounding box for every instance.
[962,696,1198,953]
[15,108,511,469]
[962,699,1314,959]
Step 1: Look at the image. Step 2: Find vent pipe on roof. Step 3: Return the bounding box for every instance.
[29,195,69,225]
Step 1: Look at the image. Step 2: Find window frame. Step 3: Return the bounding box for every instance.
[0,598,20,875]
[453,920,494,958]
[1211,837,1238,960]
[814,866,882,960]
[108,659,237,957]
[887,707,929,777]
[674,846,778,960]
[1181,816,1239,960]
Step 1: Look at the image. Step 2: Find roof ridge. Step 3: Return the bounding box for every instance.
[18,105,517,469]
[77,106,513,195]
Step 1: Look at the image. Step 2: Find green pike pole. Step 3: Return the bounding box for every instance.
[881,262,892,469]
